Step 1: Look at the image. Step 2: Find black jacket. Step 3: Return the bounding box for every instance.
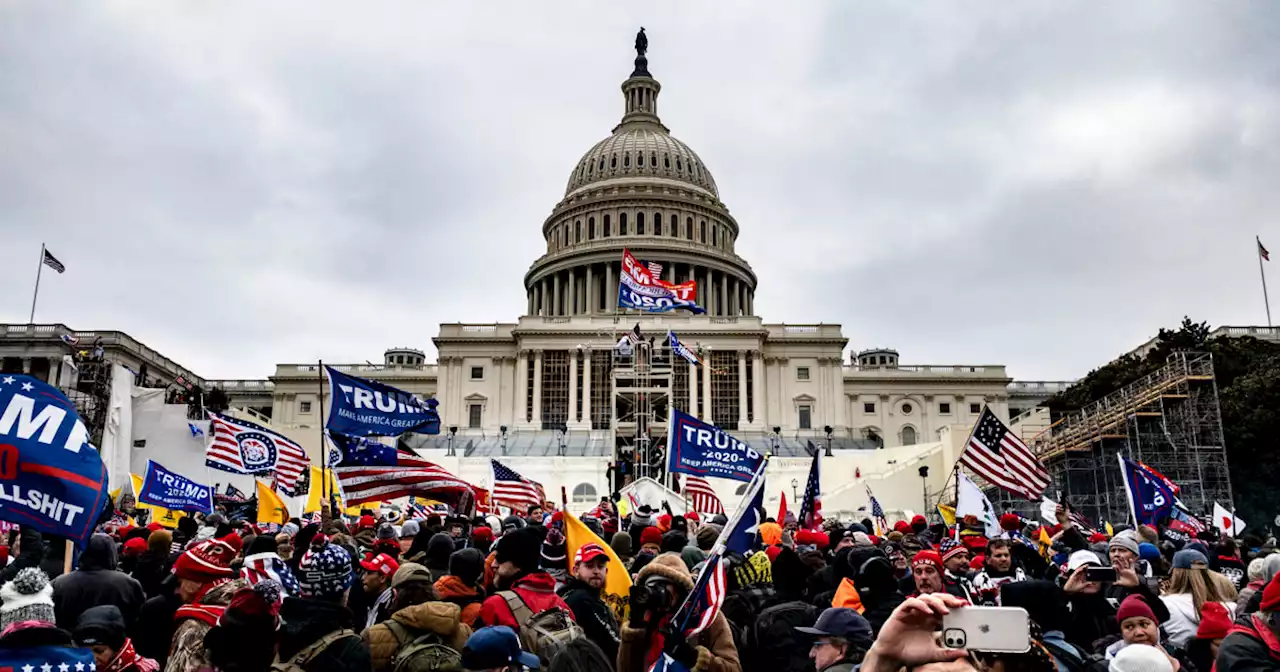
[0,527,45,586]
[1064,582,1169,654]
[558,577,620,662]
[277,597,373,672]
[130,590,182,668]
[130,549,171,599]
[51,534,145,630]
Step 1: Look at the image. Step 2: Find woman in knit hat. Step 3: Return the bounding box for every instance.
[73,605,158,672]
[201,582,281,672]
[638,526,663,555]
[165,534,249,672]
[0,568,94,668]
[275,534,371,671]
[1186,601,1231,672]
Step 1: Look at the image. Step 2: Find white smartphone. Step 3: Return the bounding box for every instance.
[940,606,1031,653]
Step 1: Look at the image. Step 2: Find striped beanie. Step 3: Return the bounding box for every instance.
[174,534,242,584]
[939,538,967,563]
[297,534,352,601]
[241,552,301,597]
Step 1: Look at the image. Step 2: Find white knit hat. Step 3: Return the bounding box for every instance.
[0,568,55,629]
[1109,644,1173,672]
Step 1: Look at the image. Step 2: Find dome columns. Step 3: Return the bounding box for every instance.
[526,258,754,318]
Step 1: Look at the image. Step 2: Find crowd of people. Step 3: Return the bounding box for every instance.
[0,494,1278,672]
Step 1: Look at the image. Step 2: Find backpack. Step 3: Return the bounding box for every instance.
[743,600,819,672]
[499,590,585,664]
[271,629,361,672]
[385,620,464,672]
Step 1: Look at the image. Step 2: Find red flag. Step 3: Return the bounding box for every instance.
[778,491,788,523]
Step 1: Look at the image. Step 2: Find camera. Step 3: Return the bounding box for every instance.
[630,582,674,615]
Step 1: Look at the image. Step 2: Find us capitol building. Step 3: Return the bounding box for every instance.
[0,35,1072,515]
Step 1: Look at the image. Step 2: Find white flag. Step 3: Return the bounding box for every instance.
[1040,497,1059,524]
[1212,501,1246,536]
[957,472,1001,538]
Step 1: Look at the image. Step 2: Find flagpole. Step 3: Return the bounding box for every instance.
[29,243,45,324]
[318,360,330,510]
[1259,236,1272,327]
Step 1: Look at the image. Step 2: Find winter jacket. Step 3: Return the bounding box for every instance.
[477,572,573,632]
[1211,556,1248,592]
[971,566,1027,605]
[617,553,741,672]
[1218,613,1280,672]
[0,527,45,586]
[1236,580,1265,616]
[360,601,471,672]
[276,596,372,672]
[1161,594,1236,650]
[51,534,145,630]
[164,578,245,672]
[432,575,484,626]
[131,550,172,600]
[130,591,182,668]
[1064,581,1168,653]
[559,577,621,663]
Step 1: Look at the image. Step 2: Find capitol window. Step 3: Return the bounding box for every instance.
[471,366,484,380]
[901,403,913,414]
[902,426,917,446]
[796,366,810,380]
[624,154,631,168]
[611,154,617,169]
[637,153,644,167]
[686,217,694,240]
[711,226,718,246]
[620,213,628,235]
[970,403,982,414]
[699,220,706,241]
[468,404,482,429]
[798,405,812,430]
[572,483,597,504]
[670,214,678,236]
[576,220,583,243]
[637,212,645,234]
[676,157,683,171]
[864,402,875,414]
[664,154,671,169]
[300,401,312,414]
[654,213,662,236]
[588,217,595,240]
[603,215,611,237]
[939,402,951,414]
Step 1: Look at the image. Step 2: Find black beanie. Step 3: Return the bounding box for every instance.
[771,547,812,595]
[74,605,126,650]
[660,531,688,555]
[495,527,543,572]
[448,548,486,587]
[244,533,278,557]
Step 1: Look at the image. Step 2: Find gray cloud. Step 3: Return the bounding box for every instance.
[1,2,1277,381]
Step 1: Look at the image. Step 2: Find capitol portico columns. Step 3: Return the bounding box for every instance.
[737,350,748,430]
[567,351,579,429]
[586,266,595,315]
[701,346,713,421]
[515,350,529,427]
[532,350,543,427]
[580,350,593,429]
[687,361,697,413]
[751,350,764,428]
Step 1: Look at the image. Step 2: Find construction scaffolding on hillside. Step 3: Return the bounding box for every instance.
[1030,351,1233,526]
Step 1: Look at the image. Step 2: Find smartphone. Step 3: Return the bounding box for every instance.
[1085,567,1118,583]
[941,606,1030,653]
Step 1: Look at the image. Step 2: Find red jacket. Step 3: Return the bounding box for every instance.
[478,573,573,631]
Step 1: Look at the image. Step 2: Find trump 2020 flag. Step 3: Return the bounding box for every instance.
[137,460,213,514]
[666,408,765,483]
[325,366,441,437]
[0,374,108,546]
[1118,454,1175,526]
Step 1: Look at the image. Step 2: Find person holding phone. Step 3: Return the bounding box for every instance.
[1061,550,1169,653]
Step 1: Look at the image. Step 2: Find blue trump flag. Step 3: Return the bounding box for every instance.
[1118,454,1175,526]
[325,366,441,437]
[0,374,109,546]
[0,644,97,671]
[138,460,213,514]
[666,408,764,483]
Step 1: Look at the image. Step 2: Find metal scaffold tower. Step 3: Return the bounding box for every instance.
[1031,352,1233,526]
[612,333,673,481]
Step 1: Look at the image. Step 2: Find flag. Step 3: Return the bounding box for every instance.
[131,473,186,528]
[206,412,308,495]
[1039,496,1092,531]
[867,486,889,535]
[324,366,441,437]
[563,509,633,623]
[491,459,545,512]
[937,504,956,527]
[188,423,203,438]
[224,484,248,501]
[626,323,643,345]
[777,491,788,524]
[256,479,289,525]
[305,466,339,514]
[1169,506,1206,536]
[1037,527,1053,559]
[718,465,768,556]
[797,449,823,530]
[1212,501,1246,536]
[646,261,664,277]
[1135,460,1181,495]
[1118,454,1175,526]
[684,475,724,514]
[956,472,1000,537]
[959,406,1050,499]
[667,331,702,366]
[42,248,66,273]
[650,654,691,672]
[333,434,473,507]
[0,645,95,671]
[60,334,79,346]
[137,461,213,514]
[674,552,726,637]
[1105,521,1115,537]
[1260,236,1270,261]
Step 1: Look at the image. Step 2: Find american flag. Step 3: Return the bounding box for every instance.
[491,459,546,513]
[684,475,725,515]
[333,435,473,507]
[42,248,65,274]
[674,552,726,637]
[797,449,823,530]
[206,413,308,495]
[625,323,643,345]
[959,406,1050,500]
[867,485,889,535]
[646,261,664,278]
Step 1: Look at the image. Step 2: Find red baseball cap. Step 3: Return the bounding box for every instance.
[574,543,608,566]
[359,553,400,577]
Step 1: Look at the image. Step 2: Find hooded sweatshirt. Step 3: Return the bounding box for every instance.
[51,534,145,630]
[423,533,456,582]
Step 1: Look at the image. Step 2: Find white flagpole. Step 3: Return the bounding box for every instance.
[1260,237,1272,327]
[29,243,45,324]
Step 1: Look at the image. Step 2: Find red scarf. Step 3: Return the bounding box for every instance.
[1226,614,1280,664]
[104,639,159,672]
[174,604,226,627]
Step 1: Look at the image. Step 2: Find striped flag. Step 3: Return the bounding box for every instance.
[797,448,823,530]
[867,485,889,535]
[42,248,65,274]
[675,552,726,637]
[646,261,664,278]
[206,413,308,495]
[1260,236,1270,262]
[491,459,545,513]
[333,435,474,506]
[625,323,643,345]
[959,406,1050,500]
[684,475,724,515]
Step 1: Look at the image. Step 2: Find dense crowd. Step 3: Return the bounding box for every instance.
[0,496,1278,672]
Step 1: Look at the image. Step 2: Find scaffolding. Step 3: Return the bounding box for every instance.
[710,351,739,428]
[612,337,673,481]
[64,357,112,447]
[1029,351,1233,525]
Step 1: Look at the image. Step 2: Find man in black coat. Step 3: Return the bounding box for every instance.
[51,534,145,630]
[557,542,620,662]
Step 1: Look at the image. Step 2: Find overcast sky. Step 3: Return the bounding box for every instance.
[2,2,1278,381]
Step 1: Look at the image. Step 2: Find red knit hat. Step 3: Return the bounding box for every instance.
[999,513,1021,532]
[867,534,880,546]
[173,534,241,584]
[123,537,147,557]
[912,550,943,572]
[764,545,783,562]
[471,526,494,542]
[640,527,663,547]
[356,515,377,531]
[1260,571,1280,612]
[1196,602,1232,640]
[911,514,927,526]
[969,554,986,571]
[146,522,164,532]
[961,535,987,551]
[894,521,912,534]
[1116,594,1157,625]
[684,511,700,522]
[656,514,672,532]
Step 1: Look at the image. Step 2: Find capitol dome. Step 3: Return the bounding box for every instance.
[524,32,757,319]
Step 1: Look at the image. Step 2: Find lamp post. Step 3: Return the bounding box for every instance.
[918,464,930,515]
[790,478,799,502]
[447,426,458,456]
[500,425,508,455]
[823,425,833,456]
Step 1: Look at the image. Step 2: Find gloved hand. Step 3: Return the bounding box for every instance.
[693,646,714,671]
[669,637,698,669]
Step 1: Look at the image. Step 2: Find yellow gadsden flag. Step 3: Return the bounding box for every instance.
[305,467,341,514]
[563,509,632,623]
[937,504,957,527]
[257,479,289,525]
[130,474,185,528]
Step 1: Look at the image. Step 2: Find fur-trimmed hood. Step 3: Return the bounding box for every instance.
[636,552,695,592]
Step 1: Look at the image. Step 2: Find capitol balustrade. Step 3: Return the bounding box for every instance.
[271,362,438,379]
[843,362,1009,379]
[2,323,205,388]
